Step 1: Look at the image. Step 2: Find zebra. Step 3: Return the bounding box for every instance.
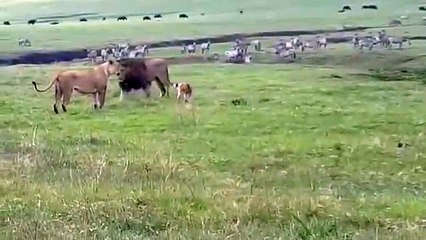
[225,48,251,63]
[291,37,304,51]
[100,48,108,62]
[252,40,261,51]
[201,41,211,54]
[186,42,196,54]
[358,39,375,51]
[387,37,411,49]
[316,37,328,49]
[86,49,97,63]
[18,38,31,47]
[279,49,296,60]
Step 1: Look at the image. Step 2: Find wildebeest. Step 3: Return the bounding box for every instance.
[179,14,189,19]
[389,19,402,26]
[18,38,31,47]
[201,13,205,16]
[87,49,97,63]
[338,9,345,13]
[201,41,211,54]
[50,21,59,25]
[102,17,106,21]
[117,16,127,21]
[116,58,172,99]
[154,14,162,19]
[239,10,244,14]
[32,59,120,114]
[362,5,378,10]
[143,16,151,20]
[342,6,351,10]
[80,18,88,22]
[419,6,426,11]
[28,19,36,25]
[3,21,10,25]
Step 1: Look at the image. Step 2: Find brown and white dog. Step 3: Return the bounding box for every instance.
[172,82,192,103]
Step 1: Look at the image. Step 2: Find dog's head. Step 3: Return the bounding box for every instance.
[172,83,180,89]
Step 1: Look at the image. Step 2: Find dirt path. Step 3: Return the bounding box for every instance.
[0,25,423,66]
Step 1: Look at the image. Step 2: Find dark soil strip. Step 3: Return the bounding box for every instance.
[0,25,398,66]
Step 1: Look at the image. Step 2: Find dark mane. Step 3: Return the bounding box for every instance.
[118,58,150,92]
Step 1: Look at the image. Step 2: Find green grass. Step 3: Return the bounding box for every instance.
[1,45,426,238]
[1,0,426,238]
[0,0,425,53]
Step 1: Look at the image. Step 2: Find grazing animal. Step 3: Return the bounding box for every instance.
[338,9,345,13]
[3,21,11,25]
[116,58,172,100]
[50,21,59,25]
[102,17,106,20]
[201,41,211,54]
[387,37,411,49]
[100,48,108,62]
[154,14,162,19]
[80,18,88,22]
[27,19,36,25]
[117,16,127,21]
[342,6,351,10]
[352,34,360,47]
[31,59,120,114]
[252,40,261,51]
[362,5,378,10]
[143,16,151,20]
[18,38,31,47]
[186,42,196,54]
[419,6,426,11]
[239,10,244,14]
[316,37,327,48]
[172,82,192,103]
[389,19,402,26]
[87,49,97,63]
[179,14,189,19]
[358,39,375,51]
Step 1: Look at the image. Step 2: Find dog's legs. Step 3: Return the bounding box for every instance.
[119,89,125,101]
[144,87,151,98]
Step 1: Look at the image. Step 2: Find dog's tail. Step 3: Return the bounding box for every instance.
[73,86,98,94]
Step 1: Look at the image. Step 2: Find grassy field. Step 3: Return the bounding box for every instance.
[0,0,425,53]
[1,44,426,238]
[1,0,426,239]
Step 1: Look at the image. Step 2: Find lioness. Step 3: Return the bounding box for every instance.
[32,59,120,114]
[116,58,172,100]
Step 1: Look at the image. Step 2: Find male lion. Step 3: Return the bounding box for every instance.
[116,58,172,100]
[32,59,120,114]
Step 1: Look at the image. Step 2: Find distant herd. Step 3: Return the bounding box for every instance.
[1,9,243,26]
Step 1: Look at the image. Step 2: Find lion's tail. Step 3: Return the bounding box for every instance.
[32,76,57,92]
[73,86,98,94]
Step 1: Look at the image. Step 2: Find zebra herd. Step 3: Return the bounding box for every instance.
[352,30,411,50]
[181,41,211,54]
[86,43,149,63]
[223,36,329,63]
